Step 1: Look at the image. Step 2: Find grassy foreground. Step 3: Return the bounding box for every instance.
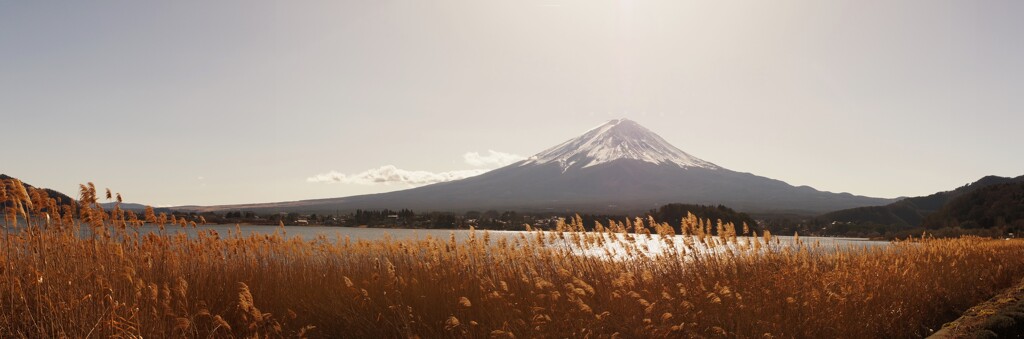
[3,182,1024,338]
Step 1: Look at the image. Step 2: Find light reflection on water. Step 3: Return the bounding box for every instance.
[553,233,891,259]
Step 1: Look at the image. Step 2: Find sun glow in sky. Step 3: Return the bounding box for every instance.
[2,1,1022,206]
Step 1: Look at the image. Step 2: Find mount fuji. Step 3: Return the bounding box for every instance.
[184,119,894,214]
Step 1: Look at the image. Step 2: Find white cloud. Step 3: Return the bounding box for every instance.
[309,150,524,186]
[307,165,488,186]
[463,150,525,167]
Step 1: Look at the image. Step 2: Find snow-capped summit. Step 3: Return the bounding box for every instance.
[522,119,719,171]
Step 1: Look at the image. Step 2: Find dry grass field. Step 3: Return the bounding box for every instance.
[2,180,1024,338]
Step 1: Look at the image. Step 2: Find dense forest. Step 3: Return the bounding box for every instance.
[647,203,758,232]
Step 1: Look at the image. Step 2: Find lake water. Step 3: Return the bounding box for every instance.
[129,224,530,242]
[122,224,891,257]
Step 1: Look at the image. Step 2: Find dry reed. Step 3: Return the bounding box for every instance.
[0,180,1022,338]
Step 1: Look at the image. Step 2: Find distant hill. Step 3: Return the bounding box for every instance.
[820,175,1024,228]
[1,174,170,214]
[102,202,176,215]
[99,202,155,212]
[0,174,75,205]
[921,182,1024,230]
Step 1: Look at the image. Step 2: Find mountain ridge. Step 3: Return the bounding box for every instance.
[819,174,1024,227]
[178,119,895,215]
[921,181,1024,229]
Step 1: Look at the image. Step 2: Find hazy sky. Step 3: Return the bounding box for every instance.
[2,1,1022,206]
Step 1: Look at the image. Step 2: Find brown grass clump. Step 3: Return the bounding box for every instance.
[1,180,1024,337]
